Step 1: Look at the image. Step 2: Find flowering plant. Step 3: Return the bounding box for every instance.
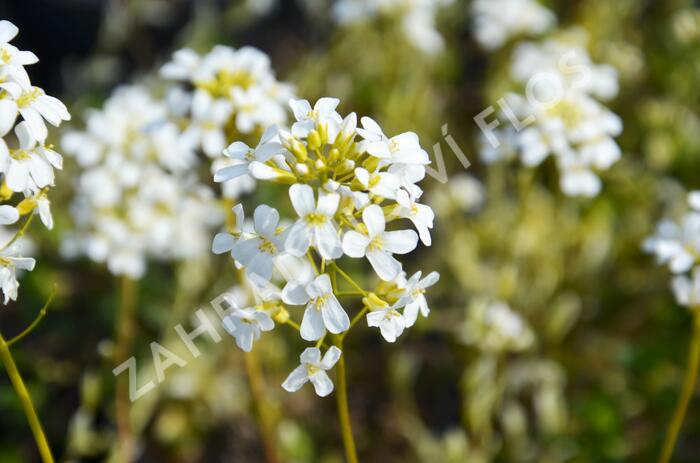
[214,96,439,461]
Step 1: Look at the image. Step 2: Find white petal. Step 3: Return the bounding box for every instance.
[289,184,315,217]
[316,192,340,217]
[367,250,402,281]
[0,21,19,44]
[342,231,370,257]
[314,221,342,259]
[214,164,249,182]
[382,230,418,254]
[362,204,385,238]
[321,346,342,369]
[254,204,279,237]
[284,221,310,256]
[282,365,309,392]
[212,233,236,254]
[299,347,322,365]
[300,305,326,341]
[282,280,310,305]
[309,371,334,397]
[321,296,350,334]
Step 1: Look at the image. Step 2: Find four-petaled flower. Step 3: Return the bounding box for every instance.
[282,346,342,397]
[342,204,418,281]
[283,274,350,341]
[286,184,343,260]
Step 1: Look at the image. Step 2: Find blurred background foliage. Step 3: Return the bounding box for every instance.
[1,0,700,461]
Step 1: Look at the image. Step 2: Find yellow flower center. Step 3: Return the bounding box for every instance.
[305,212,328,226]
[306,364,320,375]
[9,149,30,161]
[546,99,584,129]
[258,237,277,254]
[195,70,255,98]
[368,235,383,252]
[17,87,42,108]
[0,47,11,63]
[0,257,11,266]
[313,294,330,311]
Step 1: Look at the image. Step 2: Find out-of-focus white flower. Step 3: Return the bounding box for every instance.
[332,0,453,54]
[62,85,223,279]
[160,45,293,153]
[644,211,700,274]
[479,37,622,198]
[282,346,342,397]
[672,268,700,309]
[471,0,555,51]
[460,300,535,353]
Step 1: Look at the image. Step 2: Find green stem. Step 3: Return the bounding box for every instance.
[8,286,56,347]
[334,266,367,296]
[659,312,700,463]
[0,213,34,252]
[334,338,359,463]
[115,276,137,463]
[244,350,280,463]
[0,333,54,463]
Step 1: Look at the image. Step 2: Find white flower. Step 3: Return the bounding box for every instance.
[159,48,201,80]
[354,167,401,199]
[357,117,430,165]
[214,125,283,183]
[398,270,440,327]
[393,190,434,245]
[367,303,406,343]
[332,0,452,54]
[285,184,342,260]
[342,204,418,281]
[231,205,286,285]
[460,300,535,353]
[282,346,342,397]
[472,0,555,50]
[644,213,700,274]
[12,85,70,142]
[0,245,35,304]
[223,307,275,352]
[282,274,350,341]
[183,91,232,157]
[0,121,61,193]
[289,97,342,139]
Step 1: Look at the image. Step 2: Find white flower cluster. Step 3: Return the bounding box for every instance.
[459,299,534,353]
[160,45,294,199]
[214,97,439,396]
[332,0,453,55]
[645,191,700,309]
[480,36,623,197]
[0,20,70,304]
[471,0,555,50]
[62,85,222,279]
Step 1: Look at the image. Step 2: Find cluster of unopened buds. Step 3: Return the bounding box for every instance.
[213,97,439,396]
[0,20,70,303]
